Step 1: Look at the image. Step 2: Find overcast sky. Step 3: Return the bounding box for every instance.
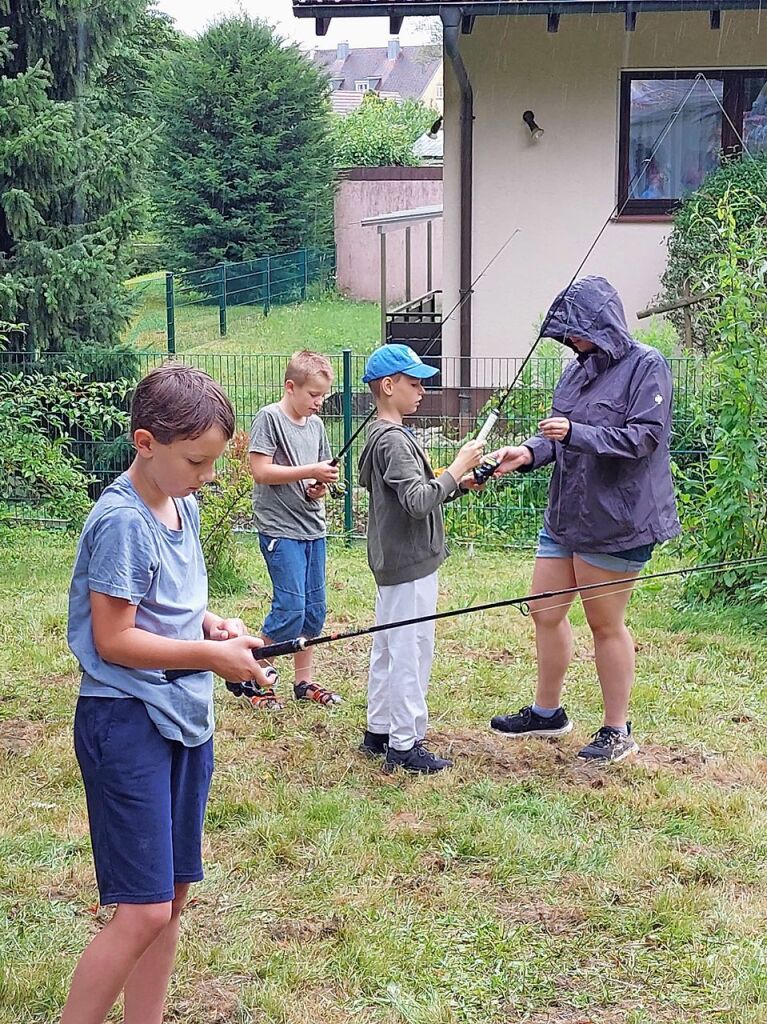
[154,0,434,49]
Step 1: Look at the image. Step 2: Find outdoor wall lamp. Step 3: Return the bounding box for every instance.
[427,115,443,140]
[522,110,544,141]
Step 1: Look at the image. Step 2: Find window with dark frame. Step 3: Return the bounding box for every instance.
[618,69,767,217]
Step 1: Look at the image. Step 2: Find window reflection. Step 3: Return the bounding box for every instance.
[744,76,767,155]
[628,79,723,201]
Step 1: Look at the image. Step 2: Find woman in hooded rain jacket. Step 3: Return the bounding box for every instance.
[489,277,680,763]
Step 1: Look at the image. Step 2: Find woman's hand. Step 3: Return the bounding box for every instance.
[539,417,571,441]
[490,446,534,474]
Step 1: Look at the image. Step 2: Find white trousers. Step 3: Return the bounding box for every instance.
[366,572,438,751]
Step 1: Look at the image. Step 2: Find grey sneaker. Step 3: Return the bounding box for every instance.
[577,723,639,763]
[490,704,573,738]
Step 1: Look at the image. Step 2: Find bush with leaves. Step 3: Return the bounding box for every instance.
[0,371,131,524]
[676,186,767,603]
[331,93,438,168]
[198,431,254,593]
[661,153,767,352]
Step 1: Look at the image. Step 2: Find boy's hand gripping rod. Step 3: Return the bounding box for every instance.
[251,556,767,661]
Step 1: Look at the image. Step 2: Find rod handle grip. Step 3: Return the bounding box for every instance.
[475,409,499,445]
[255,637,308,660]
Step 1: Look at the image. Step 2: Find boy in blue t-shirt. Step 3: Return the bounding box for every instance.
[62,364,268,1024]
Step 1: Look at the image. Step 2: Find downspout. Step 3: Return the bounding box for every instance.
[441,6,473,403]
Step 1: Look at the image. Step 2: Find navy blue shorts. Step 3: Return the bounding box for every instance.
[258,534,327,642]
[74,696,214,906]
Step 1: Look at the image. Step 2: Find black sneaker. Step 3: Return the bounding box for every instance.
[358,730,389,759]
[383,741,453,775]
[577,723,639,763]
[490,704,573,738]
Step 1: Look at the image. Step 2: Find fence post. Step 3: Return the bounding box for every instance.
[265,255,272,316]
[218,262,227,337]
[165,272,176,355]
[301,248,308,300]
[342,348,354,542]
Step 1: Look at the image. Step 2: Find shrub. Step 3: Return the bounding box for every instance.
[677,187,767,603]
[0,371,131,524]
[661,153,767,352]
[198,431,254,593]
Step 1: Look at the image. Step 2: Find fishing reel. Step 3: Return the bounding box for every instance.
[225,664,279,700]
[473,454,501,486]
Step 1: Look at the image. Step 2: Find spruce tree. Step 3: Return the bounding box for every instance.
[0,1,154,370]
[155,16,335,271]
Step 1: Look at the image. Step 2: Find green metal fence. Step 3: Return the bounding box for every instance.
[164,249,335,353]
[0,351,706,546]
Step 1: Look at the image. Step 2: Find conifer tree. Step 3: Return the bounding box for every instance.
[155,16,335,271]
[0,1,155,370]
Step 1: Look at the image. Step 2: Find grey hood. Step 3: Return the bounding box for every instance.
[544,276,634,366]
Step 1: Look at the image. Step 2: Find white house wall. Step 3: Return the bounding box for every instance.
[442,10,766,361]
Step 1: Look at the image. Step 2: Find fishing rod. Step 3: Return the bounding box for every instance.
[319,227,522,498]
[471,75,706,485]
[247,555,767,662]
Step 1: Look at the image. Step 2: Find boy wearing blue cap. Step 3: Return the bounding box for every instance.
[357,345,484,773]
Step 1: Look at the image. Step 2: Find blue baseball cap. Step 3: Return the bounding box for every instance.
[361,344,439,384]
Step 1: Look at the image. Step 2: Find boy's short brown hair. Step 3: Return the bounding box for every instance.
[130,362,235,444]
[284,350,333,387]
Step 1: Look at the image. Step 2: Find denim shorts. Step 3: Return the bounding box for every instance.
[258,535,327,642]
[536,528,654,574]
[74,696,214,906]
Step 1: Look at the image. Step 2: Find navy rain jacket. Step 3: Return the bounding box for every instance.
[522,276,681,553]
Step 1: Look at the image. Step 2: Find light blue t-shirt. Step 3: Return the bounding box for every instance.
[68,474,213,747]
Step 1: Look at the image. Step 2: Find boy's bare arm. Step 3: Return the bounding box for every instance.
[249,452,338,485]
[91,592,265,683]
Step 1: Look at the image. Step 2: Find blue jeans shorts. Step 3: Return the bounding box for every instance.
[536,528,655,574]
[74,696,214,906]
[259,535,327,642]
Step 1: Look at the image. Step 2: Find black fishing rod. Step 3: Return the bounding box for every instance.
[471,76,705,484]
[249,555,767,661]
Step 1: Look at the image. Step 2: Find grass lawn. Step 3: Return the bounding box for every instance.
[125,274,380,358]
[2,531,767,1023]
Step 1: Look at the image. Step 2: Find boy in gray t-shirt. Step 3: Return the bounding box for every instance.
[248,350,343,709]
[63,364,269,1024]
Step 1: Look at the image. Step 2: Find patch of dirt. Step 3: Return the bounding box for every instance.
[266,916,341,943]
[167,977,252,1023]
[386,810,433,835]
[428,728,598,786]
[497,901,586,936]
[639,744,767,788]
[429,727,767,790]
[0,718,43,756]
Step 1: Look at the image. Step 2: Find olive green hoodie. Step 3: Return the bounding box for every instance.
[358,420,462,587]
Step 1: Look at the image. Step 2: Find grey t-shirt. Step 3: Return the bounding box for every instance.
[68,474,213,747]
[249,403,331,540]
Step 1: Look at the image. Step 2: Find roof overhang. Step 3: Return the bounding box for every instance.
[294,1,767,34]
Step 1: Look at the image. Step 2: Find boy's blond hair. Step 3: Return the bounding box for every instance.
[284,350,333,387]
